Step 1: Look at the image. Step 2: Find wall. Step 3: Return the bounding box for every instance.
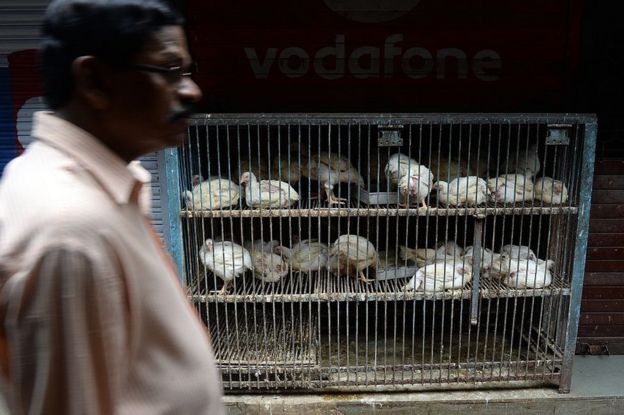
[573,1,624,355]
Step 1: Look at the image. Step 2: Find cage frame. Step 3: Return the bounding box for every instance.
[163,113,596,394]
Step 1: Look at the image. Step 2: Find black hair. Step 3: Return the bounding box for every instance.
[41,0,184,109]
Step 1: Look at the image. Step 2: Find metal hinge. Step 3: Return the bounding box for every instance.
[378,125,404,147]
[546,124,572,145]
[579,342,610,355]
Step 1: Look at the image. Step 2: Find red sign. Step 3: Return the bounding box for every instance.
[187,0,582,112]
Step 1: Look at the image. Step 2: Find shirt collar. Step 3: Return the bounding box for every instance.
[31,111,151,205]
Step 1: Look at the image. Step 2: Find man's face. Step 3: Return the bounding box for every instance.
[104,25,202,159]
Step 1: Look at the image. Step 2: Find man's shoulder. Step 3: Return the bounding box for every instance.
[0,150,124,251]
[1,145,115,217]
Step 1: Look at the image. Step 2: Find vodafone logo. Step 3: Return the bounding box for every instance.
[323,0,421,23]
[245,34,502,81]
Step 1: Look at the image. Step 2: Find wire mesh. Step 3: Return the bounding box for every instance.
[176,114,594,392]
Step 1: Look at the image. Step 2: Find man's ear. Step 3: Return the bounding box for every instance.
[71,56,111,110]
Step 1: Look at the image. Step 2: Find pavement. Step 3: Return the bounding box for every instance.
[1,356,622,414]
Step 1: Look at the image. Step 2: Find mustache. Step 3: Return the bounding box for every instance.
[168,102,197,123]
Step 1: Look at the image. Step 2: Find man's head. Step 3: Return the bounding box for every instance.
[41,0,202,161]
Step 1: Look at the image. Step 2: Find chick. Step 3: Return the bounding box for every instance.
[534,177,569,205]
[183,176,241,210]
[434,176,488,207]
[385,153,434,208]
[462,245,497,271]
[502,257,555,289]
[399,246,436,267]
[487,174,535,204]
[239,171,300,208]
[403,262,472,292]
[199,239,253,294]
[275,239,329,273]
[500,244,537,261]
[328,235,377,282]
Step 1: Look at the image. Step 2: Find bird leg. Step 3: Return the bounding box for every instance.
[359,271,372,283]
[217,280,231,295]
[325,186,347,206]
[402,195,411,209]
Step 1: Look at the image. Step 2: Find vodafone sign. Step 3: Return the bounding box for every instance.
[244,34,501,81]
[186,0,581,112]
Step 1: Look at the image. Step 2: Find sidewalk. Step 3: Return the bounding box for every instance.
[223,356,624,414]
[1,356,622,414]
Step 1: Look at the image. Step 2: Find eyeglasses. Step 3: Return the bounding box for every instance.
[123,62,197,84]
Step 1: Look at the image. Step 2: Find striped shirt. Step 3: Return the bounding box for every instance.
[0,112,224,415]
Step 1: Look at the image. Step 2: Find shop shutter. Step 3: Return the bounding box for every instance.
[0,0,167,241]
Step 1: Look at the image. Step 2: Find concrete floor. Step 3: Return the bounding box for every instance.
[223,356,624,414]
[1,356,622,414]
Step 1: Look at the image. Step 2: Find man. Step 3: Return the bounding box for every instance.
[0,1,224,414]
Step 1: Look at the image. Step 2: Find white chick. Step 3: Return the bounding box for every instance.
[403,262,472,292]
[534,177,569,205]
[487,174,535,203]
[183,176,241,210]
[250,249,289,283]
[462,245,496,271]
[434,176,488,207]
[242,240,288,283]
[502,258,555,289]
[328,235,377,282]
[385,153,434,208]
[199,239,252,294]
[275,239,329,273]
[508,143,540,179]
[500,244,537,261]
[301,150,365,205]
[240,171,300,208]
[488,253,509,279]
[436,240,464,258]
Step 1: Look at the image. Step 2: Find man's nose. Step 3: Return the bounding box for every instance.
[178,76,203,103]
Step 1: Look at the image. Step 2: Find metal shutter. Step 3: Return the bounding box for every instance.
[0,0,167,242]
[0,0,48,175]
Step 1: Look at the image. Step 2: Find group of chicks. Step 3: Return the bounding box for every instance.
[184,144,569,210]
[199,235,376,294]
[381,146,569,208]
[199,233,554,295]
[184,145,365,210]
[399,241,555,292]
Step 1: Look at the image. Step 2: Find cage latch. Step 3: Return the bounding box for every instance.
[378,125,404,147]
[546,124,572,145]
[579,342,610,356]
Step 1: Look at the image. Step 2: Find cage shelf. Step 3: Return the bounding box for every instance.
[181,200,578,219]
[190,270,570,304]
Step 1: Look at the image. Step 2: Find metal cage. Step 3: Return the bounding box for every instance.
[164,114,596,393]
